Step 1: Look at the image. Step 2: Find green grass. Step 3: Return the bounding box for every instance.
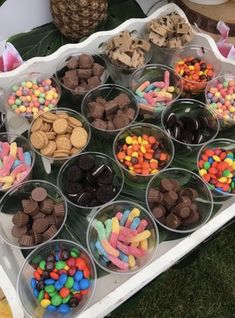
[110,222,235,318]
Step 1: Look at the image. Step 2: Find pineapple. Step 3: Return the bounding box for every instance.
[50,0,108,40]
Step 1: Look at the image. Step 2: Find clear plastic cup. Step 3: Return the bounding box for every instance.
[113,123,174,183]
[0,180,68,249]
[197,138,235,198]
[5,72,61,121]
[28,108,91,166]
[0,132,35,192]
[81,84,139,138]
[171,45,222,96]
[129,64,182,119]
[146,167,213,233]
[57,151,124,209]
[86,200,159,274]
[205,74,235,130]
[17,239,96,318]
[102,35,152,87]
[161,98,220,151]
[55,52,109,108]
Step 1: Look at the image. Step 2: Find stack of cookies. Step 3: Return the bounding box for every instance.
[11,186,66,247]
[29,110,89,158]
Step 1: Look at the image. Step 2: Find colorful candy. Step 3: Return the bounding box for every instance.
[134,71,180,114]
[7,78,60,119]
[198,146,235,194]
[93,207,153,271]
[174,56,215,94]
[0,141,32,190]
[30,247,92,314]
[206,78,235,128]
[116,133,170,176]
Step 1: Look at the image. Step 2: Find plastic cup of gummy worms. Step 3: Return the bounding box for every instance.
[17,239,96,318]
[197,138,235,199]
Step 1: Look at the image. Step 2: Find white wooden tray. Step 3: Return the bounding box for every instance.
[0,3,235,318]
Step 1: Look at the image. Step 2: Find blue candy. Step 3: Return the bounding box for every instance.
[47,305,57,312]
[74,270,83,282]
[58,304,70,314]
[208,157,213,164]
[55,281,63,291]
[24,152,31,166]
[80,278,90,290]
[73,281,80,291]
[95,240,108,258]
[119,251,128,263]
[12,159,21,170]
[58,273,67,286]
[33,289,39,297]
[120,209,130,226]
[130,217,140,230]
[44,278,55,285]
[31,278,37,289]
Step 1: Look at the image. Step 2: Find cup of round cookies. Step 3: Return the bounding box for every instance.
[28,108,91,165]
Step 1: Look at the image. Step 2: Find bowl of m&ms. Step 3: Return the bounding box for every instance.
[57,152,124,209]
[17,239,96,317]
[0,132,35,191]
[129,64,182,119]
[81,84,139,137]
[172,45,222,96]
[146,167,213,233]
[5,72,61,120]
[0,180,67,249]
[86,200,158,274]
[113,123,174,182]
[197,138,235,197]
[28,108,91,164]
[56,52,108,106]
[161,98,220,149]
[205,74,235,130]
[102,31,152,87]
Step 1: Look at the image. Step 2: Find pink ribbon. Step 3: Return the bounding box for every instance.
[216,21,235,60]
[0,42,23,72]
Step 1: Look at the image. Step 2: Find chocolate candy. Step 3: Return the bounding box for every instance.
[148,178,200,230]
[86,92,136,131]
[62,154,118,207]
[10,187,65,246]
[164,110,213,145]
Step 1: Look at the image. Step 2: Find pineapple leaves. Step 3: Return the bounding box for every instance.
[7,0,145,61]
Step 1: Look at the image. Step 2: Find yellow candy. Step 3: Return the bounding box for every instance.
[130,230,151,243]
[53,92,58,99]
[199,169,207,176]
[40,299,51,308]
[167,86,175,93]
[32,107,39,113]
[177,61,184,65]
[128,255,136,268]
[132,140,138,145]
[64,265,69,271]
[127,208,140,224]
[140,239,148,250]
[129,166,134,171]
[132,151,138,158]
[140,146,146,154]
[151,169,158,174]
[44,107,49,112]
[10,142,17,158]
[137,136,142,144]
[2,183,12,190]
[212,155,220,162]
[45,94,53,101]
[141,140,149,146]
[229,107,235,113]
[232,162,235,169]
[125,155,131,161]
[179,69,184,76]
[19,105,26,112]
[0,176,14,184]
[188,65,195,71]
[34,90,40,96]
[112,217,120,234]
[125,136,133,144]
[218,177,227,183]
[224,158,233,166]
[26,81,33,88]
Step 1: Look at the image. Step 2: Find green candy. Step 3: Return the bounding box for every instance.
[70,247,79,258]
[51,294,62,306]
[31,255,43,265]
[38,290,44,302]
[55,260,66,270]
[12,85,18,91]
[49,291,57,297]
[45,285,55,293]
[65,277,74,289]
[204,162,210,170]
[39,260,46,270]
[11,104,18,110]
[38,97,45,104]
[62,295,72,304]
[223,170,230,177]
[223,81,228,88]
[15,98,22,106]
[231,182,235,189]
[21,81,26,87]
